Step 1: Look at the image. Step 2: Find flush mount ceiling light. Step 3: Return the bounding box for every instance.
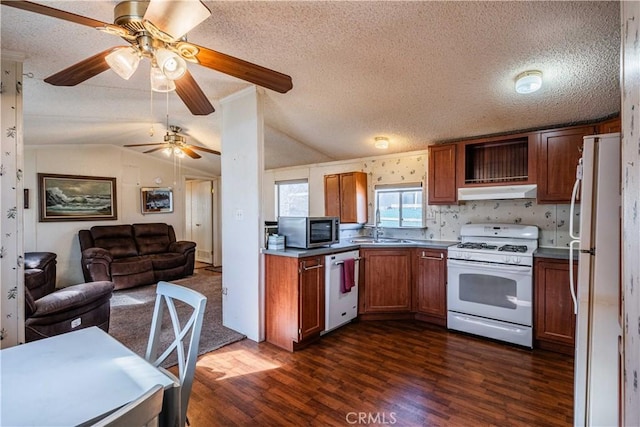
[515,70,543,94]
[374,136,389,149]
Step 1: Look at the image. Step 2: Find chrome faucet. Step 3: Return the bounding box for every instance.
[373,209,383,240]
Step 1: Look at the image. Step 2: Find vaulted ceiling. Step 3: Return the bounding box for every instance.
[1,1,620,175]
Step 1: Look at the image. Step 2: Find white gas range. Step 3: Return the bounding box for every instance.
[447,224,539,347]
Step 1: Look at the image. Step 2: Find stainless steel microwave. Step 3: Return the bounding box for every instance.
[277,216,340,249]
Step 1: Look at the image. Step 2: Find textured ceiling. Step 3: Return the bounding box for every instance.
[1,1,621,176]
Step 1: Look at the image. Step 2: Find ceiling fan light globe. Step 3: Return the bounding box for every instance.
[155,48,187,80]
[163,147,172,156]
[150,66,176,92]
[105,47,140,80]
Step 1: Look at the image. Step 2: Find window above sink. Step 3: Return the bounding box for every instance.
[375,182,423,228]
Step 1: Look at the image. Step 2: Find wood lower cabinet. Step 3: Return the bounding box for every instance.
[534,257,578,355]
[265,254,325,351]
[359,248,412,317]
[324,171,367,224]
[413,248,447,326]
[428,144,457,205]
[537,125,596,203]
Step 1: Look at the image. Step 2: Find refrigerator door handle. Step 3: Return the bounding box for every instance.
[569,178,581,241]
[569,239,579,314]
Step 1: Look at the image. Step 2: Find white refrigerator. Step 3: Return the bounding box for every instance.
[569,133,621,426]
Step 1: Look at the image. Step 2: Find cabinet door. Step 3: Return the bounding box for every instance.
[298,257,325,341]
[340,172,368,224]
[534,258,577,351]
[362,249,412,312]
[428,144,457,205]
[598,117,621,134]
[537,126,595,203]
[324,174,341,218]
[413,249,447,323]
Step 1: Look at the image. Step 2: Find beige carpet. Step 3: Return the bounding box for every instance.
[108,270,245,367]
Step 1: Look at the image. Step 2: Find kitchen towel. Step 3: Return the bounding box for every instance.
[341,258,355,293]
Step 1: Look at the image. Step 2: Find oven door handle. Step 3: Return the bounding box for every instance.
[447,258,532,274]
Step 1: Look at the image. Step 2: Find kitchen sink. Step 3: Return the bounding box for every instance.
[349,237,416,244]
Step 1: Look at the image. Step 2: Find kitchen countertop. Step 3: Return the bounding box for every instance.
[262,239,457,258]
[534,247,577,261]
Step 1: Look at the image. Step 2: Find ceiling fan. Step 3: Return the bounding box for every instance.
[1,0,293,116]
[124,125,220,159]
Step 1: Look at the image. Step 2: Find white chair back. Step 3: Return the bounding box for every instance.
[92,384,164,427]
[145,281,207,427]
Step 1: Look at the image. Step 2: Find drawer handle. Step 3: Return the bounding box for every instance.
[301,262,323,271]
[420,252,444,260]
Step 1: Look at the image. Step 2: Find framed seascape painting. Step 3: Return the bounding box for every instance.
[38,173,117,222]
[141,187,173,214]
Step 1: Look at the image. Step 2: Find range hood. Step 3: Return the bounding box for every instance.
[457,184,537,201]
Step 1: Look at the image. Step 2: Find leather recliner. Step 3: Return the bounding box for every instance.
[24,252,115,342]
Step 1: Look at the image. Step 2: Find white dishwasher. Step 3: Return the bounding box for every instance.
[323,250,360,334]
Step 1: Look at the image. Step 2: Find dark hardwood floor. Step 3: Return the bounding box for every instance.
[184,320,574,426]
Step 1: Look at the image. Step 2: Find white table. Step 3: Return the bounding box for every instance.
[0,327,178,427]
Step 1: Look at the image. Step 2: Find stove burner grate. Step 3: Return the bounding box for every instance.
[498,244,528,253]
[457,242,498,250]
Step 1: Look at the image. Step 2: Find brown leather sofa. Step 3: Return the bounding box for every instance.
[24,252,114,342]
[79,223,196,290]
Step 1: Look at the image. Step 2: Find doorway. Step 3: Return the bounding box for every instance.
[185,179,215,265]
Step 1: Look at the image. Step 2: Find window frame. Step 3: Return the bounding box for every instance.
[374,183,424,228]
[275,179,309,218]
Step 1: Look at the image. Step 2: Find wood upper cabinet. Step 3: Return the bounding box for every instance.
[456,133,538,188]
[412,248,447,326]
[265,254,325,351]
[324,172,368,224]
[597,116,621,134]
[428,144,457,205]
[537,125,596,203]
[534,257,577,355]
[360,248,412,313]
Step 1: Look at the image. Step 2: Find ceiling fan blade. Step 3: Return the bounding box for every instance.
[193,44,293,94]
[174,70,215,116]
[180,147,202,159]
[123,143,165,148]
[0,0,110,28]
[143,0,210,40]
[44,47,125,86]
[187,145,221,156]
[144,146,168,154]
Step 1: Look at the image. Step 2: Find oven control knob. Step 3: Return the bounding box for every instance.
[464,253,472,260]
[503,256,511,263]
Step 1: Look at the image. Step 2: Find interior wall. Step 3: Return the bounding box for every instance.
[621,1,640,424]
[220,87,264,341]
[0,55,25,348]
[23,144,216,286]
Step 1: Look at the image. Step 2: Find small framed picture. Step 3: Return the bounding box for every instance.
[141,187,173,214]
